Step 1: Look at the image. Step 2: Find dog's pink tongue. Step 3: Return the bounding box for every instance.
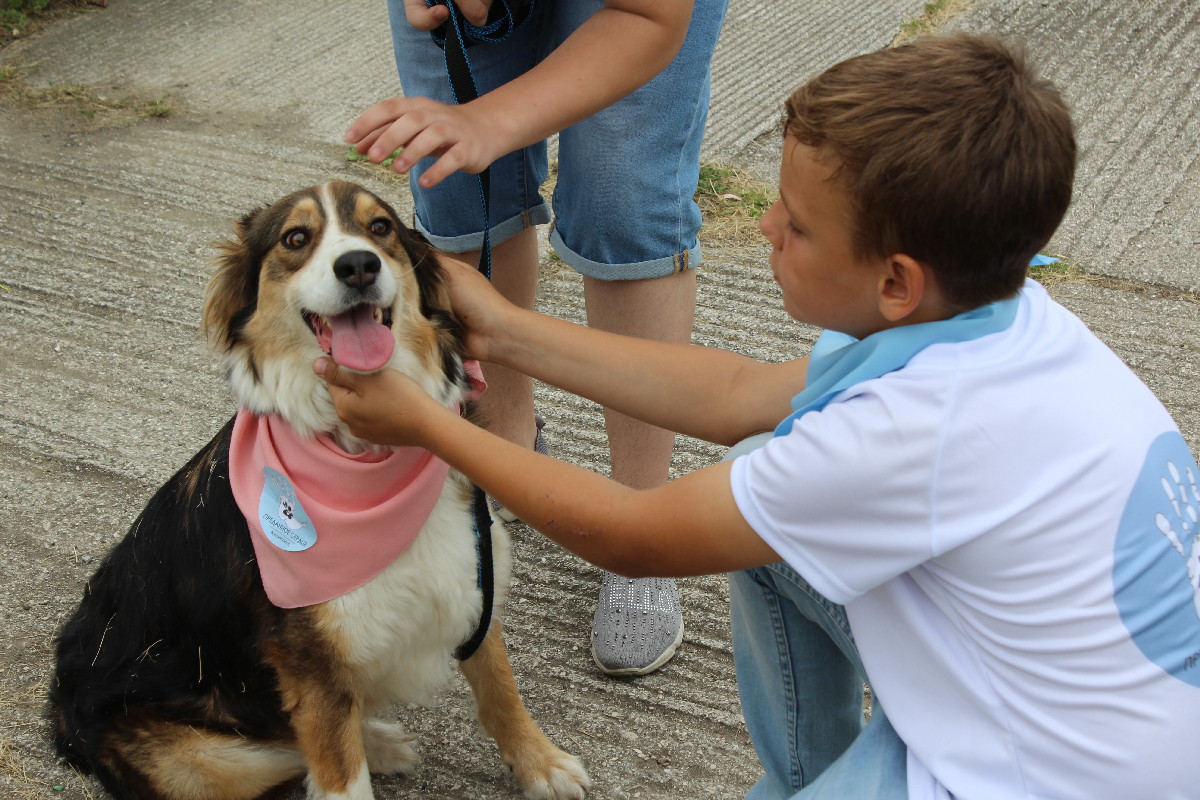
[329,306,394,372]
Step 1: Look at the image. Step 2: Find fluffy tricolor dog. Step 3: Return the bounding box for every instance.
[49,182,589,800]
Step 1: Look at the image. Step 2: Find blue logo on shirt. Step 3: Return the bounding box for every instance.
[1113,432,1200,686]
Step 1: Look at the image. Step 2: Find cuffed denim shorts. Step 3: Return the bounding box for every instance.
[387,0,728,280]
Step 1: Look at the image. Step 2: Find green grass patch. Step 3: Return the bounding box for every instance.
[694,162,776,245]
[695,162,774,219]
[1,0,47,31]
[346,146,404,170]
[2,0,84,41]
[893,0,972,46]
[1028,256,1080,286]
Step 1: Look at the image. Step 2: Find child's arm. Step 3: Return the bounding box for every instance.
[314,359,781,577]
[442,256,809,446]
[346,0,694,188]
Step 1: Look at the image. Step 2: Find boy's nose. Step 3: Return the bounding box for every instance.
[759,199,783,243]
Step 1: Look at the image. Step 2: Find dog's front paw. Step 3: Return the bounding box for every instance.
[362,718,420,775]
[304,761,375,800]
[510,748,590,800]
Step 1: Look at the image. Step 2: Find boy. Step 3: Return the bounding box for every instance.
[318,34,1200,799]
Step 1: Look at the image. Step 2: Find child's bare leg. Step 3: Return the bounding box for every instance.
[464,227,540,452]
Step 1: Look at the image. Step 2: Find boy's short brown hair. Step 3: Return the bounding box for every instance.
[784,34,1076,309]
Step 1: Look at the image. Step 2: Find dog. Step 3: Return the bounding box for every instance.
[49,182,590,800]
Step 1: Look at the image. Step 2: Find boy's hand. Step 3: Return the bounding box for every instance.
[313,359,450,448]
[344,97,509,189]
[437,254,517,361]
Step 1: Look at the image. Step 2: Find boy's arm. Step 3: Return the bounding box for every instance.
[315,360,781,577]
[444,257,808,446]
[346,0,694,188]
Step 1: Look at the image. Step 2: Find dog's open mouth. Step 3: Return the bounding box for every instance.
[305,304,395,372]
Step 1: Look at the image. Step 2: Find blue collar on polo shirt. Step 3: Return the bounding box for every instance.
[772,291,1021,437]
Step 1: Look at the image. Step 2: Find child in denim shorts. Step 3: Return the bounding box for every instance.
[348,0,729,678]
[328,32,1200,798]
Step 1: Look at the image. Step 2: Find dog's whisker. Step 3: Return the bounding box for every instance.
[282,295,307,316]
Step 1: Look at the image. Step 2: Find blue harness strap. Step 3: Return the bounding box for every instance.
[454,485,496,661]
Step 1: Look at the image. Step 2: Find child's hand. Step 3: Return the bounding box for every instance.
[313,359,450,448]
[344,97,506,189]
[437,254,517,360]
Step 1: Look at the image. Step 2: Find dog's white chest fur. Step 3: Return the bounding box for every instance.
[326,474,512,709]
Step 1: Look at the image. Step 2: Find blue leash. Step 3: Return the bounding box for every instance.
[453,486,497,662]
[427,0,536,279]
[429,1,534,660]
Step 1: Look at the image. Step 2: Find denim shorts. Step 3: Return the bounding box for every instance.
[387,0,729,280]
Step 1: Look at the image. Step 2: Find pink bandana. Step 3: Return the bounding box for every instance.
[229,361,485,608]
[229,414,451,608]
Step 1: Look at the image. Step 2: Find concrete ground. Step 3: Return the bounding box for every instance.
[1,0,1197,798]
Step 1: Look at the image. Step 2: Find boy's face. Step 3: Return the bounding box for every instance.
[760,138,887,339]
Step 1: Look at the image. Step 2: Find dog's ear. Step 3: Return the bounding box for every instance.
[391,221,471,381]
[386,207,451,324]
[406,234,463,332]
[406,234,444,319]
[203,209,265,352]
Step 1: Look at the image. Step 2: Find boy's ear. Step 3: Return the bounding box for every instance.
[877,254,937,323]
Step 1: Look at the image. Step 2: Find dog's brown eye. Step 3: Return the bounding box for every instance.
[369,218,392,237]
[282,228,310,249]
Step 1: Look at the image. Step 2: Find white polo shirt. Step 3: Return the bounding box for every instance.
[731,281,1200,799]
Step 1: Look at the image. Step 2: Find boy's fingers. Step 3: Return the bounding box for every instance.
[352,128,385,156]
[313,357,355,392]
[416,156,453,188]
[345,98,406,144]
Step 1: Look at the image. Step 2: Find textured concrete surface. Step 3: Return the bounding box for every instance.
[1,0,1197,798]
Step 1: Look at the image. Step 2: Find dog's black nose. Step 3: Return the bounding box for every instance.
[333,250,381,291]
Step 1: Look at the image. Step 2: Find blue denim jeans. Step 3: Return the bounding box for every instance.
[387,0,728,279]
[730,564,908,799]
